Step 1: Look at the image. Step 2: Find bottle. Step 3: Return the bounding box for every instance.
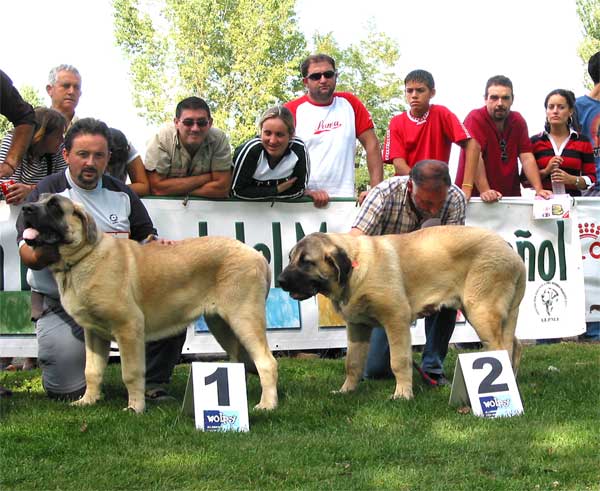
[551,156,566,195]
[551,180,566,195]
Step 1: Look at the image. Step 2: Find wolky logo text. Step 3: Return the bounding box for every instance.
[203,410,240,431]
[479,395,512,417]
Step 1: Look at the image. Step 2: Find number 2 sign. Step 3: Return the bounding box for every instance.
[182,362,250,431]
[449,350,524,418]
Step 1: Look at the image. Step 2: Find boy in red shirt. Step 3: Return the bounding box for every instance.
[382,69,479,199]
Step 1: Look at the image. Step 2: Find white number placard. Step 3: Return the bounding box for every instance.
[449,350,524,418]
[182,362,250,431]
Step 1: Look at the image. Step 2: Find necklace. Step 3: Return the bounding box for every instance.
[407,110,430,125]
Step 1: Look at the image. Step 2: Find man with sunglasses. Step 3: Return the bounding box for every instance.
[285,54,383,207]
[455,75,550,201]
[145,97,232,198]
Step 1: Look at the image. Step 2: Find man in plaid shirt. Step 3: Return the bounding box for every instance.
[350,160,466,385]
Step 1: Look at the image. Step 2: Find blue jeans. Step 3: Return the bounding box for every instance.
[583,321,600,340]
[364,307,457,378]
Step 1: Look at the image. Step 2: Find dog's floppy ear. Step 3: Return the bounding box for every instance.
[326,247,353,287]
[72,203,99,244]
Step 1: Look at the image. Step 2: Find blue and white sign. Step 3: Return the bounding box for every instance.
[449,350,524,418]
[182,362,249,432]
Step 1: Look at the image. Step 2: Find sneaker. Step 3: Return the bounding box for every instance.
[0,385,13,397]
[427,372,450,387]
[413,362,449,387]
[145,387,176,403]
[22,358,37,371]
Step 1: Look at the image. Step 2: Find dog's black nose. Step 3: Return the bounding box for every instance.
[277,274,289,291]
[22,203,36,214]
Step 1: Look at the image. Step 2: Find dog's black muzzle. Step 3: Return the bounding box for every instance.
[278,267,325,301]
[19,199,66,247]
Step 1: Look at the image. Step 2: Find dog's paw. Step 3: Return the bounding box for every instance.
[334,386,357,395]
[253,401,277,411]
[391,386,414,400]
[123,405,144,414]
[336,380,359,394]
[71,394,99,407]
[126,399,145,414]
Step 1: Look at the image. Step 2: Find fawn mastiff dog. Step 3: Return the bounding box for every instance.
[278,227,525,400]
[20,194,278,413]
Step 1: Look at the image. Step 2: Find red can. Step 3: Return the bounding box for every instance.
[0,179,15,195]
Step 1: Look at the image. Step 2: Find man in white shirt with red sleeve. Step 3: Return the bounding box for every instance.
[285,54,383,207]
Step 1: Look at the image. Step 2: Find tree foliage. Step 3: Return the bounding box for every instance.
[576,0,600,87]
[113,0,306,146]
[0,85,44,139]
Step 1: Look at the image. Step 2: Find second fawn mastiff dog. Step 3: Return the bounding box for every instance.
[278,227,525,400]
[20,194,278,413]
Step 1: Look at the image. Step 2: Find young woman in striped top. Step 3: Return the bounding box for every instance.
[530,89,595,196]
[0,107,66,204]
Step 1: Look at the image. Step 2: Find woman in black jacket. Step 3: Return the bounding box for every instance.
[231,106,309,201]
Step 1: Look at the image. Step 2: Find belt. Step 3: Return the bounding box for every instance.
[30,291,62,321]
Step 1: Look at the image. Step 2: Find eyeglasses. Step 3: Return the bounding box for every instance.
[180,118,210,128]
[306,70,336,81]
[500,139,508,162]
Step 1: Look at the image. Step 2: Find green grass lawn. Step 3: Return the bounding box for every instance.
[1,343,599,491]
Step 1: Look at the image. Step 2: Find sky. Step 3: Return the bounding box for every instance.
[2,0,589,171]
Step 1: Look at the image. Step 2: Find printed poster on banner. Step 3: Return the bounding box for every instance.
[576,199,600,322]
[532,194,571,219]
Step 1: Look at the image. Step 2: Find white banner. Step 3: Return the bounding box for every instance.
[464,199,586,340]
[0,196,594,356]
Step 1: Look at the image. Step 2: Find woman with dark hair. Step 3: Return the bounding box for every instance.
[529,89,595,196]
[231,105,310,201]
[0,107,66,204]
[106,127,150,196]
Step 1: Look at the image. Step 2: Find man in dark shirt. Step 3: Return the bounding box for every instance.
[0,69,35,178]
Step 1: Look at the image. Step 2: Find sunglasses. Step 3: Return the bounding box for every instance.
[180,118,210,128]
[500,139,508,162]
[306,70,336,81]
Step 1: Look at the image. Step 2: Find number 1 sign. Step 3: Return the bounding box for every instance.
[449,350,524,418]
[182,362,250,431]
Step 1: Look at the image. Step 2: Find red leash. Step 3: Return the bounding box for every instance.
[412,360,438,386]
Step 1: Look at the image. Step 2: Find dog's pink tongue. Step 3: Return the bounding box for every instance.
[23,228,39,240]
